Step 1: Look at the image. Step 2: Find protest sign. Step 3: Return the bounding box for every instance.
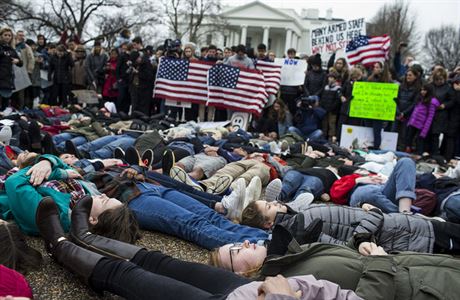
[13,65,32,92]
[71,90,99,104]
[349,82,399,121]
[165,100,192,108]
[311,18,366,65]
[274,58,307,86]
[340,125,398,151]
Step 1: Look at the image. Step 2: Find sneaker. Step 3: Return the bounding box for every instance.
[41,133,60,156]
[0,126,12,145]
[221,178,246,220]
[207,175,233,195]
[269,141,281,155]
[265,178,282,202]
[124,146,141,166]
[141,149,154,168]
[28,120,42,152]
[280,140,289,152]
[65,140,82,159]
[162,149,175,176]
[113,147,125,160]
[170,166,204,192]
[243,176,262,209]
[293,192,314,206]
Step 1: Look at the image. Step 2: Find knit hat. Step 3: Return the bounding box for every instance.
[308,53,322,67]
[0,265,33,298]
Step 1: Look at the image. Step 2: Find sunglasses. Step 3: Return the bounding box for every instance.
[229,242,243,272]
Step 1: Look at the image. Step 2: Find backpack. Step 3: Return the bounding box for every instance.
[414,188,437,216]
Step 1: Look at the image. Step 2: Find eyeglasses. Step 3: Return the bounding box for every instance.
[229,243,243,272]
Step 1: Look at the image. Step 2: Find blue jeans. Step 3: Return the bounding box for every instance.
[146,171,222,208]
[128,183,268,249]
[280,170,324,201]
[350,158,416,213]
[287,126,323,142]
[78,135,135,159]
[53,133,87,151]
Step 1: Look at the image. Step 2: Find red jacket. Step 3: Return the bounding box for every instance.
[330,174,361,205]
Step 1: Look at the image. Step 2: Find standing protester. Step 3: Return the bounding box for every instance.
[71,45,87,91]
[85,41,108,96]
[129,51,154,115]
[394,67,422,151]
[101,48,119,105]
[280,48,302,115]
[430,68,456,158]
[115,42,132,113]
[0,28,23,111]
[366,62,391,150]
[48,45,74,106]
[13,30,35,109]
[25,39,41,108]
[319,71,341,141]
[303,53,326,105]
[256,43,270,62]
[405,84,440,154]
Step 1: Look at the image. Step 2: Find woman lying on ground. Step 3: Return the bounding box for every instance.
[34,195,360,300]
[210,224,460,300]
[4,152,267,249]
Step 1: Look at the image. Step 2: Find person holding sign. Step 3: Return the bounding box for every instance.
[364,62,392,149]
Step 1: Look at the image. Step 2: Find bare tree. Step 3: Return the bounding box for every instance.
[367,0,419,60]
[163,0,226,43]
[4,0,160,44]
[424,25,460,71]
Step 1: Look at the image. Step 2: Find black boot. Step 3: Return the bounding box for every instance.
[41,133,60,156]
[36,197,104,285]
[70,195,142,260]
[28,120,42,153]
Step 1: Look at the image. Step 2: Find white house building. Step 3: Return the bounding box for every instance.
[186,1,343,57]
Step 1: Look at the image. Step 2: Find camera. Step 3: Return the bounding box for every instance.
[297,95,319,109]
[163,38,182,57]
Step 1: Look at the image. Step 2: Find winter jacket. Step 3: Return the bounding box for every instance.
[116,52,131,84]
[0,43,22,90]
[65,121,111,141]
[320,83,341,113]
[446,89,460,137]
[396,83,419,117]
[85,52,108,83]
[330,173,362,204]
[48,53,74,84]
[278,204,435,253]
[72,58,87,87]
[293,107,326,137]
[16,42,35,74]
[261,242,460,300]
[102,57,118,98]
[303,69,326,97]
[431,83,456,134]
[407,98,440,138]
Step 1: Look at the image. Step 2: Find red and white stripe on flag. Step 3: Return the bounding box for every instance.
[346,35,391,67]
[153,58,213,104]
[207,65,268,116]
[256,60,282,96]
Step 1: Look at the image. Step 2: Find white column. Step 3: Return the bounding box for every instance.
[262,26,270,46]
[291,32,297,49]
[284,28,292,54]
[295,34,300,50]
[240,25,248,45]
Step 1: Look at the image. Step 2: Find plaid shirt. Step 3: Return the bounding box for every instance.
[41,179,86,209]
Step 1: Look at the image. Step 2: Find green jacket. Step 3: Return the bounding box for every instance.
[4,155,76,235]
[65,121,110,141]
[261,242,460,300]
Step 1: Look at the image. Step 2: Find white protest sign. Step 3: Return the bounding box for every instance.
[165,99,192,108]
[71,89,99,104]
[340,125,398,151]
[274,58,307,86]
[13,65,32,92]
[311,18,366,64]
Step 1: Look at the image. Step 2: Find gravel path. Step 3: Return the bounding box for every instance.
[25,230,209,299]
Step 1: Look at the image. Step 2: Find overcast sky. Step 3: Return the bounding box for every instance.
[222,0,460,34]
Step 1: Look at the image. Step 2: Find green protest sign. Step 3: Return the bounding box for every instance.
[349,82,399,121]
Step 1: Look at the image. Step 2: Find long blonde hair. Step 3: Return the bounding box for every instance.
[209,248,263,278]
[0,27,15,48]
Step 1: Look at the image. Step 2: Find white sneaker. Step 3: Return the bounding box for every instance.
[294,192,314,206]
[265,178,282,202]
[269,141,281,155]
[222,178,246,220]
[243,176,262,209]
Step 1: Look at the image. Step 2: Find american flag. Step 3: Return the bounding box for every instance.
[153,57,213,104]
[207,64,268,116]
[345,35,391,67]
[256,60,282,95]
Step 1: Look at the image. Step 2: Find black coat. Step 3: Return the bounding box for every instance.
[304,69,326,97]
[396,82,420,116]
[320,83,341,113]
[446,89,460,136]
[48,53,74,84]
[431,83,456,134]
[0,43,22,90]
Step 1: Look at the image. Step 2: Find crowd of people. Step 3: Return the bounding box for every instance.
[1,25,460,299]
